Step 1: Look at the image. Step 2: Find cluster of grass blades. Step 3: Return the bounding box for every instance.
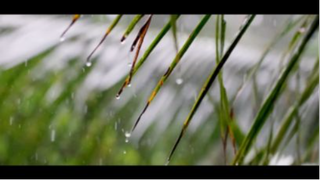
[232,15,319,165]
[0,14,317,165]
[59,14,319,165]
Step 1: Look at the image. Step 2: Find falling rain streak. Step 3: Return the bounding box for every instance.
[51,129,56,142]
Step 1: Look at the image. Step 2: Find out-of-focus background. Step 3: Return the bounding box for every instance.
[0,15,318,165]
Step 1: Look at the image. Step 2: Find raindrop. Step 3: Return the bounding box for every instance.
[125,139,129,143]
[60,36,65,42]
[299,27,306,33]
[116,95,121,100]
[273,20,277,26]
[128,62,132,67]
[165,160,170,166]
[121,40,126,45]
[125,132,131,138]
[175,78,183,85]
[123,151,127,154]
[86,61,92,67]
[51,129,56,142]
[128,83,132,87]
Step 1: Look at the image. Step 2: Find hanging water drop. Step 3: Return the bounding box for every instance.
[60,36,65,42]
[176,78,183,85]
[128,83,132,87]
[299,27,306,33]
[116,95,121,100]
[128,62,132,67]
[86,61,92,67]
[165,160,170,166]
[123,150,127,154]
[125,139,129,143]
[125,132,131,138]
[121,40,126,45]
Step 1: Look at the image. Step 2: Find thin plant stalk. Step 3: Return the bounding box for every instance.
[86,15,123,63]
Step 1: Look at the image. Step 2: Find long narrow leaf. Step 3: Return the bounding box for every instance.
[86,15,123,63]
[60,14,81,41]
[120,14,144,42]
[127,15,153,85]
[166,15,256,164]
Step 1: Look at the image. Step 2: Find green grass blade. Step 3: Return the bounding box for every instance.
[215,14,237,163]
[279,16,311,68]
[120,14,144,42]
[232,16,319,165]
[170,15,180,53]
[166,15,256,164]
[86,15,123,63]
[116,15,181,97]
[131,15,212,133]
[231,15,306,106]
[270,69,319,155]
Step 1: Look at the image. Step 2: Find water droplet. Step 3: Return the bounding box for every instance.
[60,36,65,42]
[128,84,132,87]
[165,160,170,166]
[125,132,131,138]
[116,95,120,100]
[121,40,126,45]
[273,20,277,26]
[128,62,132,67]
[299,27,306,33]
[176,78,183,85]
[86,61,92,67]
[123,151,127,154]
[125,139,129,143]
[51,129,56,142]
